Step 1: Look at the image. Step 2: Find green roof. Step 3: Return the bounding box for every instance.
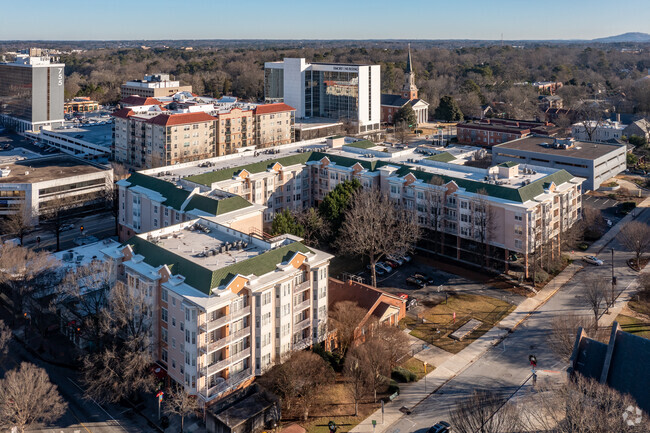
[185,153,313,186]
[125,173,190,211]
[126,236,312,294]
[183,150,577,205]
[426,152,456,163]
[498,161,519,168]
[345,140,376,150]
[185,194,252,216]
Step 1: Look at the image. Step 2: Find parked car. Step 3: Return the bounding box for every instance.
[583,255,604,266]
[397,292,418,310]
[406,276,425,288]
[400,254,412,263]
[387,255,404,265]
[384,259,400,268]
[61,223,75,231]
[367,264,386,276]
[413,273,434,285]
[428,421,451,433]
[376,262,393,273]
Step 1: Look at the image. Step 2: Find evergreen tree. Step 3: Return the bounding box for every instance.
[434,95,464,121]
[270,209,304,237]
[393,104,417,127]
[318,179,362,234]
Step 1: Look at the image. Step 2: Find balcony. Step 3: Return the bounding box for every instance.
[206,368,253,397]
[201,326,251,354]
[294,317,311,332]
[294,281,310,293]
[199,306,251,333]
[206,347,251,376]
[293,298,311,312]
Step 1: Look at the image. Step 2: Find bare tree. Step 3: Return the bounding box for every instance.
[164,385,199,433]
[258,351,333,420]
[574,101,605,142]
[0,362,67,433]
[343,349,368,417]
[328,301,368,356]
[0,201,34,245]
[423,176,446,256]
[547,314,594,360]
[617,221,650,269]
[0,243,58,322]
[449,389,520,433]
[518,375,645,433]
[395,120,410,145]
[81,283,155,403]
[355,338,390,403]
[372,324,408,369]
[294,207,330,247]
[337,188,420,287]
[583,275,608,329]
[0,319,11,366]
[40,195,77,252]
[473,189,497,269]
[56,260,115,349]
[110,161,130,181]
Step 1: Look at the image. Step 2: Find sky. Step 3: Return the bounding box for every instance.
[1,0,649,41]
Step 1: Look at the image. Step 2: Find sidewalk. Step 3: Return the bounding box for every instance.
[351,203,650,433]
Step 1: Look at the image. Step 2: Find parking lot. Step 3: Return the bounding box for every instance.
[582,194,623,225]
[0,132,55,156]
[356,256,526,310]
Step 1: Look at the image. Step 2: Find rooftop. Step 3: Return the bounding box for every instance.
[494,136,626,160]
[0,155,109,184]
[44,123,114,148]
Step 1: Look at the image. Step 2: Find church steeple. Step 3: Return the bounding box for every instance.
[402,43,418,100]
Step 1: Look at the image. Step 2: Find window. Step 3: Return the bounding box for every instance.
[514,225,523,235]
[172,317,176,327]
[180,322,184,331]
[172,338,176,349]
[262,312,271,326]
[514,239,523,249]
[172,360,176,369]
[162,289,168,302]
[514,213,523,221]
[161,308,168,323]
[262,291,272,305]
[162,328,168,343]
[390,185,399,194]
[162,349,168,363]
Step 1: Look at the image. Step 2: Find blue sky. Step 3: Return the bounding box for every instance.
[1,0,648,40]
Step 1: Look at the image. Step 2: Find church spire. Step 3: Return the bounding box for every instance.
[402,43,418,100]
[406,43,413,75]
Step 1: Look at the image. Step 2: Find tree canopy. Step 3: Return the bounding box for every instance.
[434,95,464,121]
[393,104,417,127]
[318,178,362,234]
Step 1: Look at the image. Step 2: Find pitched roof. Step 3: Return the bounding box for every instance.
[111,108,135,119]
[254,103,295,115]
[124,172,190,210]
[498,161,519,168]
[406,44,413,74]
[185,153,313,186]
[426,152,456,163]
[381,94,410,107]
[146,112,216,126]
[126,236,311,294]
[185,194,252,216]
[120,96,163,106]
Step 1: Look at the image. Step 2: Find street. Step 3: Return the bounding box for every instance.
[21,211,117,251]
[384,210,649,433]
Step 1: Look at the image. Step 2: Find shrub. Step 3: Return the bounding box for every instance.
[312,344,344,371]
[391,366,417,383]
[534,270,549,284]
[578,242,589,251]
[386,379,400,396]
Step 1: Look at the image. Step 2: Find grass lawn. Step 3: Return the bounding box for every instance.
[400,356,429,380]
[616,314,650,339]
[628,294,650,317]
[401,293,515,354]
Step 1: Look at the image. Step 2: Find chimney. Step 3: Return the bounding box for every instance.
[616,113,621,123]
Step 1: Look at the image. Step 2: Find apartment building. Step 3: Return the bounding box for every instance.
[177,146,584,274]
[100,218,333,406]
[121,74,192,98]
[254,103,295,148]
[493,136,626,190]
[112,104,217,169]
[116,172,264,241]
[0,155,113,223]
[216,107,255,156]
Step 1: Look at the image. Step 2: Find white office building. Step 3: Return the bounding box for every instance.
[264,58,380,134]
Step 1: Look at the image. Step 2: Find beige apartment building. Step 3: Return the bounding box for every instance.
[98,218,332,406]
[121,74,192,98]
[216,107,255,156]
[112,105,216,169]
[254,103,295,148]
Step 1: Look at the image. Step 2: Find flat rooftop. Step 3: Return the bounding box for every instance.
[494,136,625,160]
[46,123,113,148]
[0,155,108,184]
[150,222,265,271]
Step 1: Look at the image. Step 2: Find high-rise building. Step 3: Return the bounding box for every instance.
[0,48,65,133]
[121,74,192,99]
[264,58,380,133]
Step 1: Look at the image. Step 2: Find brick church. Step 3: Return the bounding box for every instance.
[381,45,429,126]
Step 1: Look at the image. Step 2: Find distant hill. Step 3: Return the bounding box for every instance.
[592,32,650,43]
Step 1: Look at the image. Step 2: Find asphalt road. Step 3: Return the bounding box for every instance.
[385,211,649,433]
[20,211,117,251]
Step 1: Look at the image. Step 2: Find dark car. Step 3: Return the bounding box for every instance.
[406,276,425,288]
[428,421,451,433]
[384,259,400,268]
[412,273,434,285]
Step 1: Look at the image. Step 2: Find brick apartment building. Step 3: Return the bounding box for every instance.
[456,119,558,147]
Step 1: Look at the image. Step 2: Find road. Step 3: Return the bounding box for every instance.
[1,338,139,433]
[20,212,117,251]
[385,211,649,433]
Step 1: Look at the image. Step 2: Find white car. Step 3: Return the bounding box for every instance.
[387,255,404,266]
[376,262,392,273]
[583,255,604,266]
[401,254,412,263]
